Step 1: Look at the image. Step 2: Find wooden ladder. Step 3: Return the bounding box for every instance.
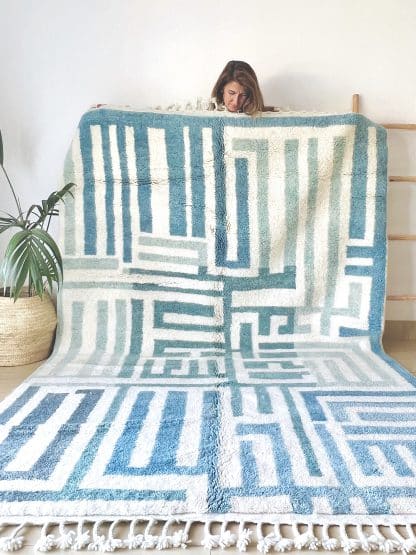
[352,94,416,302]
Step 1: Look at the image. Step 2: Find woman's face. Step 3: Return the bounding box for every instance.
[222,80,249,112]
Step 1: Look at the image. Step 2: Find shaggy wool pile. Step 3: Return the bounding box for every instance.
[0,107,415,552]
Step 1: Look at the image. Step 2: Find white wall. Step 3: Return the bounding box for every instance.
[0,0,415,319]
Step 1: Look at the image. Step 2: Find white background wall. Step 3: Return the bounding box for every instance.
[0,0,415,319]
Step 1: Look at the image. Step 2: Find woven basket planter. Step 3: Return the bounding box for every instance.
[0,290,57,366]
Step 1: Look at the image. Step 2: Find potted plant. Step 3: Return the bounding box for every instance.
[0,128,74,366]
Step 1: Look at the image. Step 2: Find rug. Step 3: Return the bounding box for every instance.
[0,107,415,552]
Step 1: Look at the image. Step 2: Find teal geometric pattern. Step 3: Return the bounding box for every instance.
[0,108,415,531]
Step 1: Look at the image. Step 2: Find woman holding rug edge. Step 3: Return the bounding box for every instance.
[211,60,277,115]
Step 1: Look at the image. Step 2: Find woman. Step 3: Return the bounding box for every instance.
[211,60,275,115]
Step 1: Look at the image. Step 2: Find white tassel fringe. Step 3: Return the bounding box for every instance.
[0,519,415,552]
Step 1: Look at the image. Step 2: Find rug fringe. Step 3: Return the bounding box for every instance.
[0,519,415,552]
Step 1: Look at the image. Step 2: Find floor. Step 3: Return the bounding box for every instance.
[0,339,414,554]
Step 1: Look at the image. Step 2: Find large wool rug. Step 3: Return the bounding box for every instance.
[0,107,415,552]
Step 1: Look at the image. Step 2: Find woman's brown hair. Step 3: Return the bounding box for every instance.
[211,60,265,115]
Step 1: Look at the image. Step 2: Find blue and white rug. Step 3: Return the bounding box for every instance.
[0,107,415,552]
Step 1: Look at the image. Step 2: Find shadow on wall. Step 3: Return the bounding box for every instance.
[262,72,354,113]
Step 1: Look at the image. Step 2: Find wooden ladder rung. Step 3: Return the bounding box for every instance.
[388,234,416,241]
[389,176,416,182]
[387,295,416,301]
[382,123,416,130]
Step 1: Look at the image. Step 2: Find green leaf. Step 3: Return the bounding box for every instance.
[33,228,63,271]
[26,204,42,219]
[0,214,27,234]
[0,228,64,300]
[31,246,53,292]
[46,182,75,210]
[1,231,29,299]
[0,214,19,222]
[25,182,75,229]
[14,256,30,299]
[0,178,75,299]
